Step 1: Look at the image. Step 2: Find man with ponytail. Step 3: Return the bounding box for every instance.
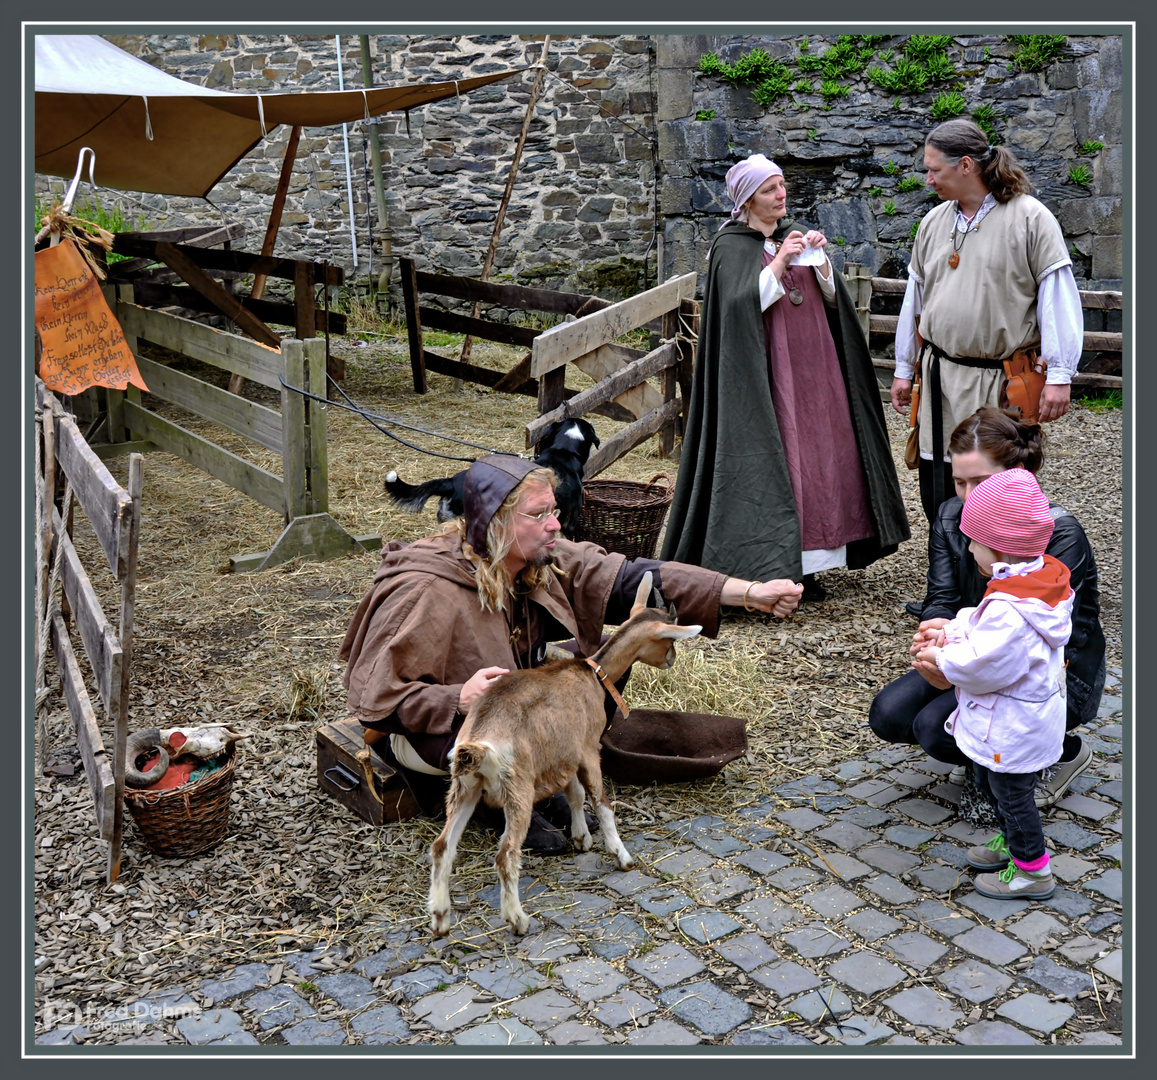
[889,119,1083,521]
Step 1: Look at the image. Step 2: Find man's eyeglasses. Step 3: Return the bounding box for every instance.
[517,506,559,524]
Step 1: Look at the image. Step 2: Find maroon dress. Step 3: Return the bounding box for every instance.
[761,253,873,553]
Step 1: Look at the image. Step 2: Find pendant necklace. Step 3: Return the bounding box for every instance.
[948,205,979,269]
[771,239,805,303]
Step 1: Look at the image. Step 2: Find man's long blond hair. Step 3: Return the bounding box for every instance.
[452,468,558,612]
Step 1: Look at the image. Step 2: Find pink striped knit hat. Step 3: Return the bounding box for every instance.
[960,468,1054,558]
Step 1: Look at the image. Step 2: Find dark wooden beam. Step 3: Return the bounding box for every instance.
[154,242,281,349]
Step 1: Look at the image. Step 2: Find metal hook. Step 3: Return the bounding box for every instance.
[62,147,97,216]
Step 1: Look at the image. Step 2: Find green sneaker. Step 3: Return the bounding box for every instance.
[966,833,1011,870]
[974,859,1055,900]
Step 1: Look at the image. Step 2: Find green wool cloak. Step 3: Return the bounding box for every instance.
[660,220,910,581]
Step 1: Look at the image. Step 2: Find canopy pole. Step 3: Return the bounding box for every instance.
[336,35,359,274]
[360,35,394,300]
[457,35,551,385]
[229,124,302,396]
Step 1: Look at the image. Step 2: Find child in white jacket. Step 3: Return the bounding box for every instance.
[916,469,1073,899]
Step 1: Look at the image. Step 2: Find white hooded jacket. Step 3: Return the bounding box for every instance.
[939,558,1074,774]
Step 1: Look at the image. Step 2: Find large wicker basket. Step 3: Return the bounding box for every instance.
[123,746,237,858]
[572,473,674,560]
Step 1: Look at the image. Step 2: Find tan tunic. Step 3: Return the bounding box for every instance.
[910,195,1070,456]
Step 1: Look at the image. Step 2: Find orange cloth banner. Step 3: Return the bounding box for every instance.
[34,238,148,396]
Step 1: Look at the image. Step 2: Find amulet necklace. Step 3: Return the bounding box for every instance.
[947,206,979,269]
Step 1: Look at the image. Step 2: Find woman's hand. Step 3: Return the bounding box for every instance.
[458,666,510,713]
[771,230,807,276]
[803,230,828,251]
[724,577,804,617]
[911,652,952,690]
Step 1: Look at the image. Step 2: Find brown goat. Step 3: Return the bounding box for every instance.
[428,572,702,936]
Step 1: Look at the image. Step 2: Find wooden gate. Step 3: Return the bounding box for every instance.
[101,288,379,571]
[526,274,699,476]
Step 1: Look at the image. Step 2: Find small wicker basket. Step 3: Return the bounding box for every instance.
[572,473,675,560]
[123,745,237,858]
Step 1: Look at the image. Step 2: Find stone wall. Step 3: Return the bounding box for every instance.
[37,33,658,303]
[655,32,1123,300]
[37,32,1122,316]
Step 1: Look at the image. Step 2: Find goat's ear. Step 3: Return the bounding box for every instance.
[667,601,678,619]
[631,571,653,617]
[658,623,702,641]
[651,588,665,609]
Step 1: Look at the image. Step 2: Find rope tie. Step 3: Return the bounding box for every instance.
[142,97,154,140]
[256,94,267,137]
[361,89,371,120]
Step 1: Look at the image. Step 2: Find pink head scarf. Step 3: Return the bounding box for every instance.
[725,154,784,222]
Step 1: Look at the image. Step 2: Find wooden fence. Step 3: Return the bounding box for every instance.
[108,231,348,380]
[102,287,379,572]
[526,276,699,475]
[37,382,141,883]
[842,264,1123,389]
[400,259,699,474]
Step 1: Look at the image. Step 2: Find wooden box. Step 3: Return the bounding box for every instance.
[315,718,423,825]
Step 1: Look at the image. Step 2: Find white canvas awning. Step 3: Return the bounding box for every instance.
[35,35,523,198]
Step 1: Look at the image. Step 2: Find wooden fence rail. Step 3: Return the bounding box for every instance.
[100,288,378,571]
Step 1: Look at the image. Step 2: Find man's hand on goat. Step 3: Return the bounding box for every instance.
[724,578,804,617]
[458,666,510,713]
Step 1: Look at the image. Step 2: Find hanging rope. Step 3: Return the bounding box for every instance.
[277,372,513,463]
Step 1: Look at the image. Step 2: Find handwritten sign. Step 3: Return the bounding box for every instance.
[34,239,148,396]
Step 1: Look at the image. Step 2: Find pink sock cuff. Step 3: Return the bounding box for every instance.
[1013,852,1050,873]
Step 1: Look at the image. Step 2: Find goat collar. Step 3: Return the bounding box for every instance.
[584,657,630,720]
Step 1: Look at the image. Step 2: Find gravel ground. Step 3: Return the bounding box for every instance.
[32,334,1124,1044]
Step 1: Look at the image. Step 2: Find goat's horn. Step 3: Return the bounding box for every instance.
[124,728,170,789]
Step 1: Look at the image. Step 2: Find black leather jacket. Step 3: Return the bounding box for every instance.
[919,495,1107,725]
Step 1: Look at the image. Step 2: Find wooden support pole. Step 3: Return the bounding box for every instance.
[457,36,551,379]
[251,126,302,305]
[660,309,679,458]
[230,125,302,395]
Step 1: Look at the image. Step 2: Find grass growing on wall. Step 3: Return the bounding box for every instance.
[1007,34,1067,72]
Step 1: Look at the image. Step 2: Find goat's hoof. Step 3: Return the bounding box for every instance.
[617,854,635,871]
[576,832,593,853]
[507,913,530,936]
[430,910,453,937]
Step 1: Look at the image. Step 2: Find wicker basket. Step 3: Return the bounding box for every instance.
[123,746,237,858]
[572,473,674,560]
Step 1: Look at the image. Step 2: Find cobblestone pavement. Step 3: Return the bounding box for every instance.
[37,670,1125,1050]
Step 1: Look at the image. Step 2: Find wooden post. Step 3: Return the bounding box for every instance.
[304,337,329,515]
[400,258,428,393]
[676,298,698,436]
[845,262,873,340]
[229,125,302,395]
[457,36,551,379]
[536,369,568,448]
[107,451,142,884]
[280,339,309,522]
[659,308,679,458]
